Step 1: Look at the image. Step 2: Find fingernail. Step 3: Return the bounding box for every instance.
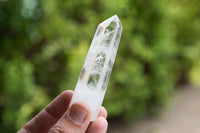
[69,104,88,124]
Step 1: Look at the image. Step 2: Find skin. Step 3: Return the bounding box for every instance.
[17,90,108,133]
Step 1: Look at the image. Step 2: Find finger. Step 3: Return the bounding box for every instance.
[98,106,107,119]
[17,90,73,133]
[49,102,91,133]
[86,117,108,133]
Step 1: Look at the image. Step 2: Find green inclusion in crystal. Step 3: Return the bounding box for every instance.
[94,52,106,69]
[105,21,117,32]
[87,73,100,87]
[102,21,117,46]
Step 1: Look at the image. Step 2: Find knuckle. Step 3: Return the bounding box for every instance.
[48,125,65,133]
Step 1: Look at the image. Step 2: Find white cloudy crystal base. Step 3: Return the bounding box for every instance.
[69,15,123,121]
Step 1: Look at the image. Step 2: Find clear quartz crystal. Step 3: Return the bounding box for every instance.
[69,15,123,121]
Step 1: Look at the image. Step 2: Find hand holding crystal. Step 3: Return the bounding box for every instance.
[17,90,108,133]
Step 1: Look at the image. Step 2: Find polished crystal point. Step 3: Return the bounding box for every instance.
[69,15,123,121]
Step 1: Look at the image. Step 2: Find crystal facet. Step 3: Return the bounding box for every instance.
[69,15,123,121]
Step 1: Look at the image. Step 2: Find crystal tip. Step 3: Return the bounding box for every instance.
[99,14,123,30]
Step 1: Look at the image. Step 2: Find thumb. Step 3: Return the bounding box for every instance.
[49,102,91,133]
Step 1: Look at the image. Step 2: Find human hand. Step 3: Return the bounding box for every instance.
[17,90,108,133]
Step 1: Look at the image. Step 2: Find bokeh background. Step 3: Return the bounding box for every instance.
[0,0,200,132]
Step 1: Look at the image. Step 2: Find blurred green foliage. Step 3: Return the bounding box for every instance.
[0,0,200,132]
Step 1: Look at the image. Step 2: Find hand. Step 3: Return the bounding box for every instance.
[17,90,108,133]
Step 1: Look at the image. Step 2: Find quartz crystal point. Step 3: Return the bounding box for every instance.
[69,15,123,121]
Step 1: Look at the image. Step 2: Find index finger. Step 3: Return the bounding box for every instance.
[17,90,73,133]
